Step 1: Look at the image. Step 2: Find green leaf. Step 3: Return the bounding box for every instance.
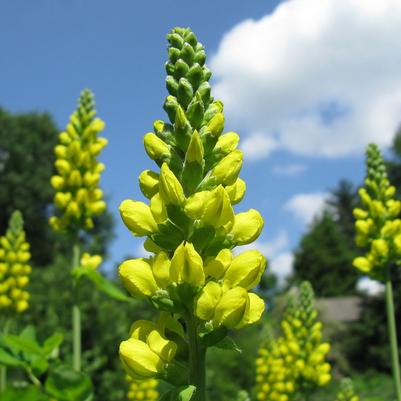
[74,267,131,302]
[43,332,64,357]
[159,385,196,401]
[1,386,49,401]
[213,335,242,353]
[5,334,43,356]
[0,348,26,368]
[45,364,93,401]
[20,326,38,343]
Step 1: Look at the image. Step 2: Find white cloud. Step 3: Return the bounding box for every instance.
[357,277,384,295]
[239,230,294,283]
[240,133,279,160]
[285,192,328,225]
[272,163,307,176]
[211,0,401,159]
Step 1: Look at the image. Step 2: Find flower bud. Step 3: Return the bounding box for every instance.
[214,132,239,155]
[151,252,171,288]
[207,113,224,137]
[202,186,234,230]
[50,175,65,190]
[185,130,204,164]
[195,281,223,321]
[120,200,158,236]
[353,256,372,273]
[119,259,159,297]
[231,209,264,245]
[81,253,102,270]
[211,150,243,186]
[352,208,367,220]
[225,178,246,205]
[159,163,185,206]
[204,249,233,279]
[371,238,389,258]
[224,250,266,290]
[170,242,205,286]
[143,133,171,162]
[139,170,160,199]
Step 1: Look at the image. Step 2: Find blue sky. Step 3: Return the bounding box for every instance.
[2,0,400,282]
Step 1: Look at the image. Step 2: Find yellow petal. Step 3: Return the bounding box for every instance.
[225,178,246,205]
[143,133,170,161]
[159,163,185,206]
[213,287,248,328]
[119,259,159,297]
[211,150,243,186]
[150,193,167,224]
[204,249,233,279]
[120,338,164,379]
[195,281,223,321]
[139,170,160,199]
[146,329,177,363]
[120,200,158,237]
[184,191,212,219]
[214,132,239,155]
[236,292,265,328]
[224,250,266,290]
[231,209,264,245]
[151,252,171,288]
[129,320,158,340]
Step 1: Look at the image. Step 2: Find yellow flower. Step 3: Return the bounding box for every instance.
[170,242,205,286]
[211,149,243,186]
[139,170,160,199]
[143,133,171,162]
[120,200,158,237]
[230,209,264,245]
[119,259,159,297]
[80,252,102,270]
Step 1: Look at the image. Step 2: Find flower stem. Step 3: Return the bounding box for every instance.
[0,317,11,393]
[385,271,401,401]
[72,243,81,371]
[187,312,206,401]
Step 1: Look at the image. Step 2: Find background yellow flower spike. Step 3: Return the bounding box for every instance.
[0,210,31,314]
[126,376,159,401]
[50,89,107,233]
[118,27,267,398]
[334,378,359,401]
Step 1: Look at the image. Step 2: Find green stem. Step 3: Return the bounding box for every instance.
[71,243,81,372]
[385,271,401,401]
[0,318,11,393]
[186,312,206,401]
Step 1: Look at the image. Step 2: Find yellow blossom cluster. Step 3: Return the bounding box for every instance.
[0,211,31,313]
[50,89,107,233]
[353,143,401,279]
[80,253,102,270]
[254,282,331,401]
[118,27,266,383]
[334,378,359,401]
[126,376,159,401]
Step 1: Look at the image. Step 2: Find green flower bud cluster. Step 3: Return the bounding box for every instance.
[334,378,359,401]
[0,211,31,313]
[126,376,159,401]
[254,282,331,401]
[50,89,107,233]
[353,143,401,279]
[119,27,266,388]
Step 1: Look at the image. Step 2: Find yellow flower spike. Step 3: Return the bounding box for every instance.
[204,249,233,279]
[126,377,159,401]
[143,133,171,162]
[195,281,223,321]
[159,163,185,206]
[146,329,177,362]
[202,186,235,230]
[50,90,107,232]
[223,250,267,290]
[185,130,204,164]
[119,259,159,297]
[231,209,264,245]
[120,200,158,237]
[139,170,160,199]
[211,149,243,186]
[212,286,248,328]
[225,178,246,205]
[0,211,32,313]
[150,193,168,224]
[151,252,171,288]
[120,338,165,379]
[170,242,205,286]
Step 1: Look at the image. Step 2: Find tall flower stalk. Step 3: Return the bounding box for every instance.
[50,89,107,371]
[118,27,266,401]
[353,143,401,401]
[0,210,32,392]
